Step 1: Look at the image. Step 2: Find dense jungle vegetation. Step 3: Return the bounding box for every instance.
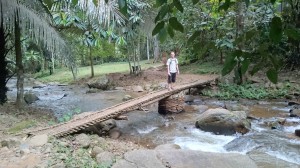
[1,0,300,107]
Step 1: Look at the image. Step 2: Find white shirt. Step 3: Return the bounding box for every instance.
[166,58,178,73]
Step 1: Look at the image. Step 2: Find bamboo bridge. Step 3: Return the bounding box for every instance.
[26,75,218,137]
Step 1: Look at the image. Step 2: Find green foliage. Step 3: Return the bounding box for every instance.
[58,107,81,123]
[202,82,293,100]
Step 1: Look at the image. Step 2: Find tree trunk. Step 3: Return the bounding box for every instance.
[146,36,150,61]
[235,0,245,85]
[89,46,94,78]
[15,17,25,108]
[153,36,160,63]
[0,20,8,104]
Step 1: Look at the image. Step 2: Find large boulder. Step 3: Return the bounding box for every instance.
[95,151,115,166]
[195,108,250,135]
[74,133,91,148]
[27,134,48,147]
[87,75,111,90]
[24,91,39,104]
[113,149,257,168]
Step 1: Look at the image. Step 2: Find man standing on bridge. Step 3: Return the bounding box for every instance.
[166,51,179,91]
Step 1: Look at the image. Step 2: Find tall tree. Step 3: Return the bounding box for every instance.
[0,0,75,107]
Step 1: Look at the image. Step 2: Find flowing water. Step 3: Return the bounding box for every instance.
[6,79,300,166]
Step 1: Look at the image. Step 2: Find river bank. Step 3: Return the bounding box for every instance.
[1,67,300,167]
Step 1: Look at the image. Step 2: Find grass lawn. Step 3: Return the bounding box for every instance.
[35,60,163,84]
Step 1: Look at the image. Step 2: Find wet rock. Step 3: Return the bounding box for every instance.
[1,138,21,148]
[95,151,115,166]
[123,95,132,101]
[154,144,181,150]
[290,109,300,116]
[75,133,91,148]
[288,101,300,106]
[184,95,194,103]
[198,105,209,113]
[195,108,250,135]
[109,129,122,139]
[184,105,200,113]
[91,146,104,158]
[86,88,99,94]
[122,149,256,168]
[87,75,111,90]
[295,129,300,137]
[132,85,144,92]
[24,91,39,104]
[27,134,48,147]
[99,119,116,133]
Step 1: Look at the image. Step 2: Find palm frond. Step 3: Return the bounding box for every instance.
[0,0,75,69]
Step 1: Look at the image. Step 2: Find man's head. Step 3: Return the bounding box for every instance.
[170,51,175,58]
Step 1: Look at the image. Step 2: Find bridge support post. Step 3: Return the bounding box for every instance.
[158,94,184,115]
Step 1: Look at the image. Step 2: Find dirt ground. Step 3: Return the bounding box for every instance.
[107,65,218,87]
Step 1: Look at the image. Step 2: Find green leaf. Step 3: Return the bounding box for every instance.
[218,0,234,11]
[270,0,276,4]
[156,0,167,6]
[152,21,165,36]
[192,0,199,5]
[284,28,300,40]
[92,0,98,6]
[241,59,250,75]
[155,5,169,23]
[43,0,54,10]
[118,0,128,17]
[167,25,175,38]
[245,0,250,7]
[246,29,256,41]
[266,68,278,84]
[173,0,183,12]
[187,31,201,45]
[72,0,79,6]
[159,28,168,42]
[270,16,282,43]
[222,51,241,76]
[169,17,184,32]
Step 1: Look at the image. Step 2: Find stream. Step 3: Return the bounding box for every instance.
[6,78,300,167]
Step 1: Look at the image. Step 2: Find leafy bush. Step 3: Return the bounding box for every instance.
[202,82,293,100]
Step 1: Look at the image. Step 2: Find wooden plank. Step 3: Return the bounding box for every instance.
[24,76,218,137]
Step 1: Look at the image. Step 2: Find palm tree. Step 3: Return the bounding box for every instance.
[0,0,75,107]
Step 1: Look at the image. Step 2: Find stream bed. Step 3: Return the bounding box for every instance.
[6,78,300,167]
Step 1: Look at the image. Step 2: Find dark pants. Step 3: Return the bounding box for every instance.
[168,73,176,83]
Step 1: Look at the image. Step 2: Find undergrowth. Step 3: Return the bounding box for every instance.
[202,82,297,100]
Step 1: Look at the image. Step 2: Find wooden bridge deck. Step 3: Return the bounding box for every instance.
[26,75,218,137]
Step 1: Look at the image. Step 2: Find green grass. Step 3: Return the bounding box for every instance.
[35,60,162,84]
[180,61,222,74]
[8,120,36,134]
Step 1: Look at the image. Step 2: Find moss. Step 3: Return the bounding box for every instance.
[8,120,36,134]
